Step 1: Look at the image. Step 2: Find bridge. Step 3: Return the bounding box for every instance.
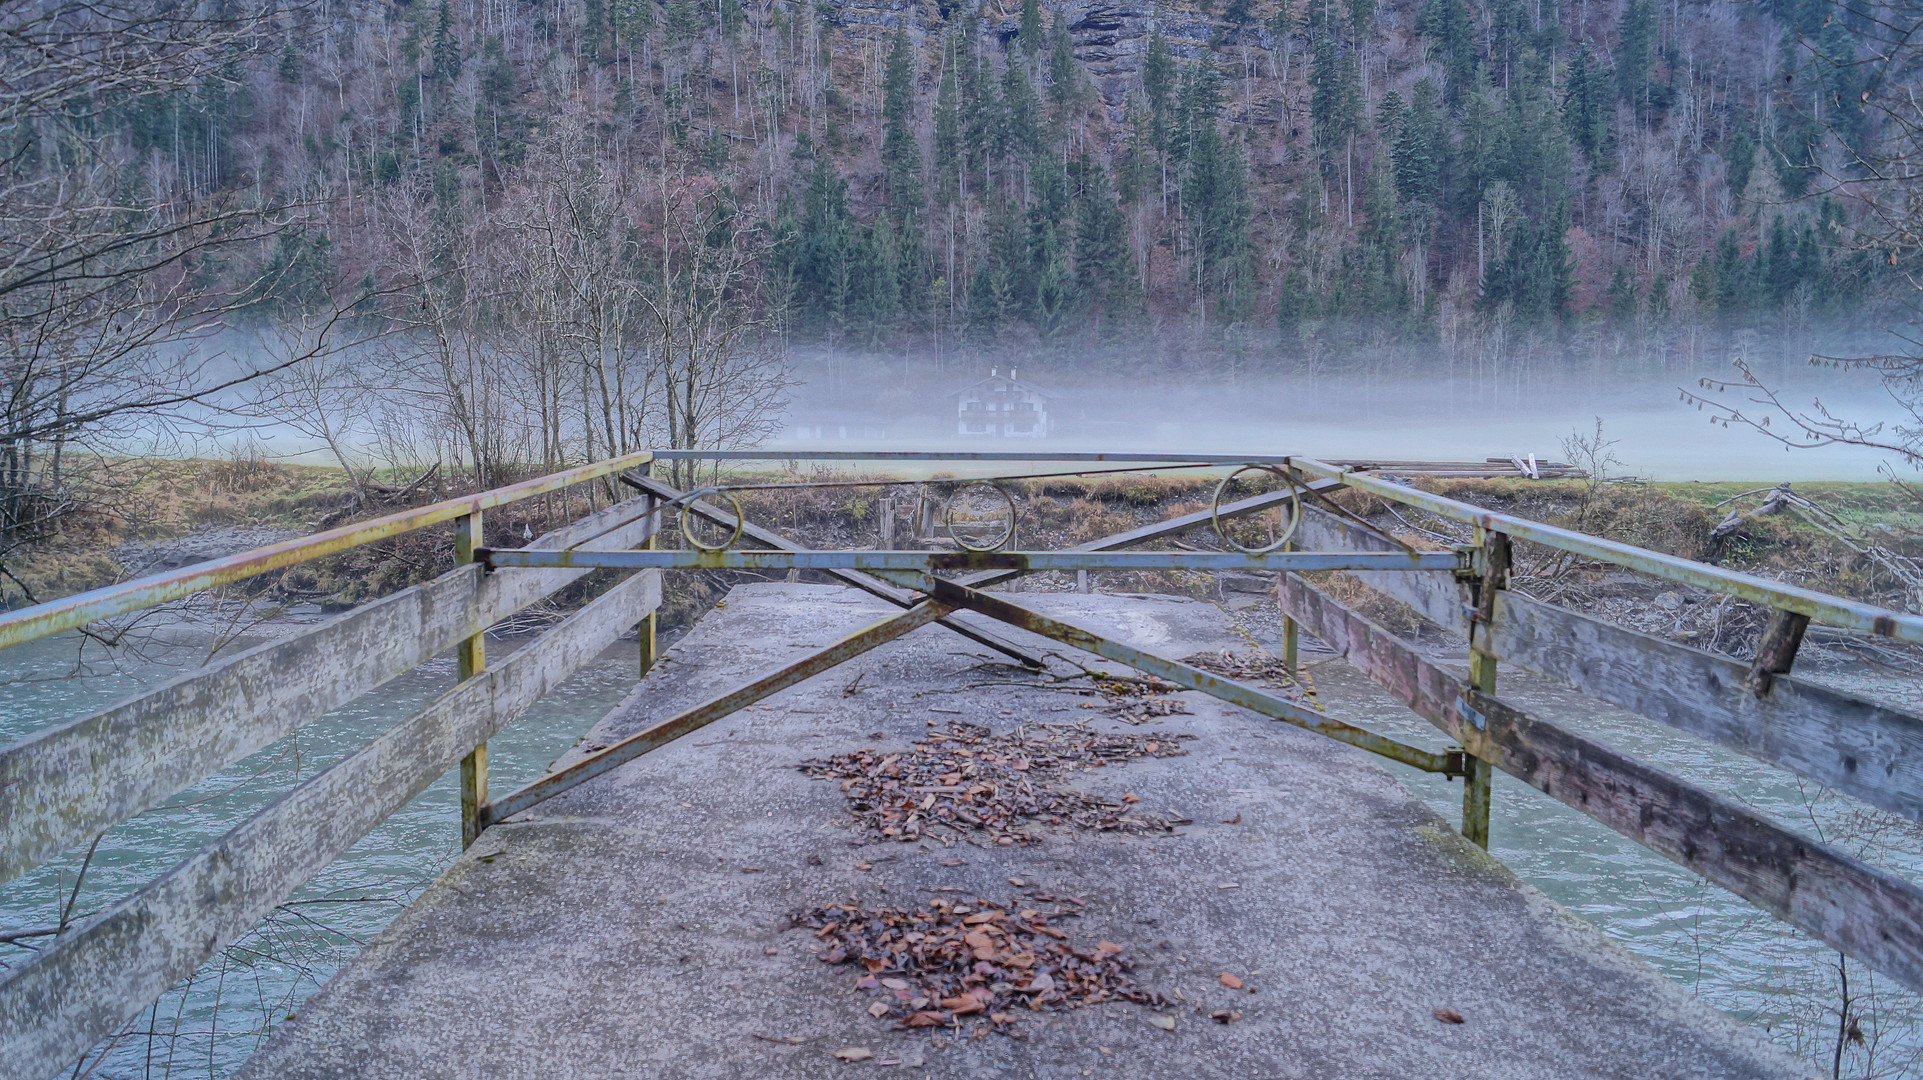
[1,450,1919,1078]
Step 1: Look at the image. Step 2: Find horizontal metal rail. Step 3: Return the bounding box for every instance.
[618,472,1046,668]
[0,451,654,652]
[1291,456,1923,644]
[647,450,1568,470]
[478,548,1468,573]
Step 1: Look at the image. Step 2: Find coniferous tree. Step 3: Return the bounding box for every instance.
[1030,166,1076,338]
[1605,264,1638,323]
[996,45,1044,182]
[1143,30,1176,129]
[613,0,651,52]
[1563,44,1611,159]
[933,30,964,207]
[432,0,461,80]
[666,0,698,44]
[1020,0,1045,53]
[1048,14,1082,122]
[882,30,923,217]
[1308,1,1361,183]
[786,152,855,332]
[1277,268,1314,344]
[1415,0,1475,98]
[1354,161,1407,325]
[1726,122,1756,200]
[584,0,606,61]
[1617,0,1656,116]
[1392,78,1445,233]
[1181,110,1254,320]
[1071,158,1141,324]
[1762,216,1796,305]
[963,43,996,193]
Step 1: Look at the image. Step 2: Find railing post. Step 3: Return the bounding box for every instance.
[1281,537,1300,677]
[638,462,659,678]
[1461,528,1509,849]
[456,509,487,849]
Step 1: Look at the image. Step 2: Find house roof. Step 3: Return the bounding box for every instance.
[946,374,1059,399]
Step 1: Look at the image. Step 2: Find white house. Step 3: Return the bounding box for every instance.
[949,368,1054,438]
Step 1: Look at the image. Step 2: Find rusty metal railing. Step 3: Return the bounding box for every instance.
[1288,456,1923,644]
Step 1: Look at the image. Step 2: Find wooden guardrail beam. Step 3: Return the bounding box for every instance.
[1295,504,1923,824]
[0,548,661,1080]
[0,494,659,885]
[0,452,654,652]
[1278,571,1923,993]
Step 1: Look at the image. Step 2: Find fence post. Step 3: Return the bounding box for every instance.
[1461,528,1509,849]
[1280,536,1300,676]
[455,509,488,849]
[638,461,659,677]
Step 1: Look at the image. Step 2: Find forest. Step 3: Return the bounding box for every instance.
[4,0,1921,511]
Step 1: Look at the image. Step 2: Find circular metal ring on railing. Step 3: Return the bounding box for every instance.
[678,488,746,552]
[943,481,1018,553]
[1211,464,1301,554]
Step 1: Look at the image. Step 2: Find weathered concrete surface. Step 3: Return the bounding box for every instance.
[239,583,1814,1080]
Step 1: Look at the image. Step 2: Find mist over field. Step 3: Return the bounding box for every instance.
[758,342,1908,480]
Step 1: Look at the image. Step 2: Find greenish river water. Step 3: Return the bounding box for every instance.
[1,619,1917,1078]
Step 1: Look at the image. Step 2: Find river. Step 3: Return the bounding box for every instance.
[1,614,1918,1078]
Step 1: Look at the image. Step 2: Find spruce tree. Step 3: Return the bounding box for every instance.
[1725,123,1755,200]
[1277,268,1314,344]
[432,0,460,80]
[997,46,1044,178]
[1617,0,1656,115]
[1415,0,1474,98]
[1030,167,1076,338]
[933,31,964,207]
[1072,158,1141,322]
[585,0,606,60]
[1563,44,1611,159]
[882,29,923,217]
[613,0,652,52]
[1181,113,1254,320]
[1308,4,1360,178]
[1020,0,1045,53]
[1048,13,1081,120]
[1606,264,1638,323]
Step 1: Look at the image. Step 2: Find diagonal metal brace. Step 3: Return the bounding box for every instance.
[621,472,1044,669]
[480,598,958,826]
[920,576,1462,776]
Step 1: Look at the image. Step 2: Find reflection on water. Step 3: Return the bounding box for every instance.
[4,624,1918,1076]
[0,628,641,1079]
[1320,659,1923,1077]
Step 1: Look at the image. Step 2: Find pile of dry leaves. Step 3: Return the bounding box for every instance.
[1181,650,1316,698]
[800,721,1189,845]
[800,895,1166,1033]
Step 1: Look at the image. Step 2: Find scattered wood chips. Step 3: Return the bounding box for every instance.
[800,722,1191,845]
[800,895,1167,1033]
[1179,650,1316,696]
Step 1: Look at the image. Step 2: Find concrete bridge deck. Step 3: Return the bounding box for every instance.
[238,583,1809,1080]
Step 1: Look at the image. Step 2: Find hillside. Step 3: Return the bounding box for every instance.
[37,0,1899,360]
